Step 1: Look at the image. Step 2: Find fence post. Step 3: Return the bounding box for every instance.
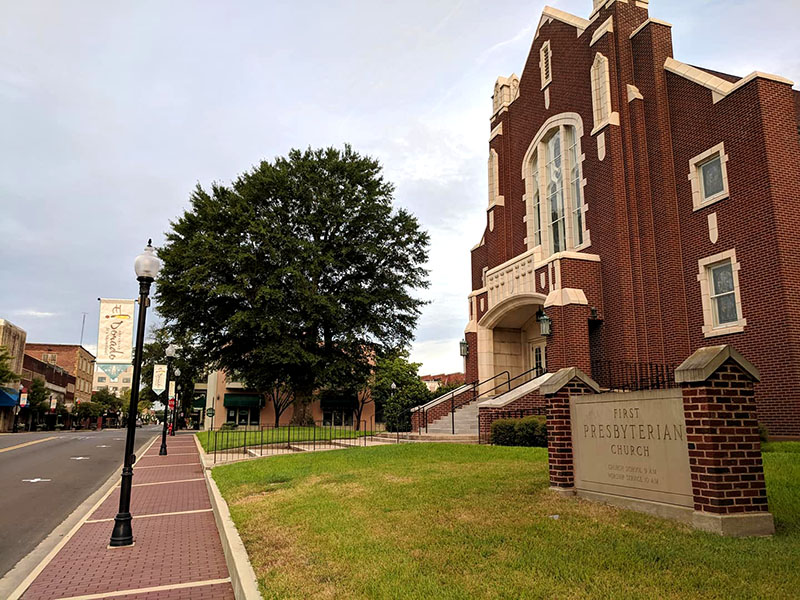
[451,394,455,435]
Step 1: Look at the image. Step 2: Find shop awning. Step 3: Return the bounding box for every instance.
[0,388,19,408]
[223,394,261,408]
[192,396,207,409]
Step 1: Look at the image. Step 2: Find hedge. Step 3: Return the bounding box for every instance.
[490,415,547,447]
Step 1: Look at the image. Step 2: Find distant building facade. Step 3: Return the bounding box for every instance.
[93,364,134,396]
[199,370,376,430]
[20,353,76,423]
[25,343,95,404]
[420,372,466,393]
[0,319,27,431]
[464,1,800,436]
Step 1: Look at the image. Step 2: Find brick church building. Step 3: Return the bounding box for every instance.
[463,0,800,437]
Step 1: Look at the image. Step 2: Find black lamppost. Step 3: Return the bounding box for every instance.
[109,240,160,548]
[170,368,180,435]
[159,344,178,455]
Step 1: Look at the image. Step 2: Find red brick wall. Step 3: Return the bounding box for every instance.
[546,379,598,489]
[478,391,547,442]
[681,360,769,514]
[465,3,800,436]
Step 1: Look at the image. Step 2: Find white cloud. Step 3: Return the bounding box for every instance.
[14,309,59,318]
[409,338,464,376]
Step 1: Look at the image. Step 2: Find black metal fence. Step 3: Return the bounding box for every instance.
[591,360,677,392]
[210,417,411,463]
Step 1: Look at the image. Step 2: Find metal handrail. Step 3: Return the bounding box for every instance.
[421,370,510,434]
[473,365,545,404]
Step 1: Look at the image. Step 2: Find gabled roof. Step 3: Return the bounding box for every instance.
[665,57,794,104]
[535,6,590,40]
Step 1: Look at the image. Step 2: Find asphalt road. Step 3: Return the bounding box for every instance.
[0,426,160,578]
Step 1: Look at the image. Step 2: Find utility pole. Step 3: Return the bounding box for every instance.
[79,312,88,347]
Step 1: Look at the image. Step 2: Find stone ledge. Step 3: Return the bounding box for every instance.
[692,511,775,537]
[675,345,760,383]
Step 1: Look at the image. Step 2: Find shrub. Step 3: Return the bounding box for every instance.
[491,416,547,447]
[490,419,518,446]
[220,422,238,431]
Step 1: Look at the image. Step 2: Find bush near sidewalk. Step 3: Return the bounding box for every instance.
[490,415,547,447]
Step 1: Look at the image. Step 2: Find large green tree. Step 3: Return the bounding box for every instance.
[0,346,19,385]
[372,352,431,432]
[156,146,429,421]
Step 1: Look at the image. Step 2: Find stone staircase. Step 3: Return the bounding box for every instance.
[424,399,480,435]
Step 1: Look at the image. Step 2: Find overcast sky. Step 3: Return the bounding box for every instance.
[1,0,798,376]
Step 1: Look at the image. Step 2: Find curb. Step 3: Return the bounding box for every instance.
[194,434,261,600]
[2,434,159,600]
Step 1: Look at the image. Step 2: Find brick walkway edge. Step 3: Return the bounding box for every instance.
[16,433,235,600]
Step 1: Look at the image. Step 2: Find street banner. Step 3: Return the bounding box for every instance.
[96,298,134,381]
[169,380,176,400]
[49,395,57,410]
[152,364,168,395]
[20,392,28,407]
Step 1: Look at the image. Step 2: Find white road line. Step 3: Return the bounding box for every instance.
[50,577,232,600]
[7,435,160,600]
[84,508,213,523]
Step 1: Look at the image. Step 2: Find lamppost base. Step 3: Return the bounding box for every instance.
[109,512,134,547]
[159,444,167,456]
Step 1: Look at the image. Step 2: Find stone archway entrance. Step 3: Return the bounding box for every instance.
[476,292,548,395]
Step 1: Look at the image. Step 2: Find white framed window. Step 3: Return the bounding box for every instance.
[689,142,730,211]
[98,376,107,382]
[522,113,589,260]
[591,53,612,132]
[540,41,552,89]
[697,249,746,337]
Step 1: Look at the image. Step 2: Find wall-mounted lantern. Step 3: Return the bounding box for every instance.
[459,339,469,357]
[536,309,552,336]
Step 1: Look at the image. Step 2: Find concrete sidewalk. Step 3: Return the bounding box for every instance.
[15,433,235,600]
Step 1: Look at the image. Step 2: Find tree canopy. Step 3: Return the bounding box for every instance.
[0,346,19,386]
[155,145,429,418]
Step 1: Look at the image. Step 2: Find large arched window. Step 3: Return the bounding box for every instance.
[522,113,588,259]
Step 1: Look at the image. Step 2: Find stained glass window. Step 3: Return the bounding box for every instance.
[710,261,737,325]
[701,155,724,199]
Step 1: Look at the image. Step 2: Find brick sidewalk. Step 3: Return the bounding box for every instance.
[20,433,235,600]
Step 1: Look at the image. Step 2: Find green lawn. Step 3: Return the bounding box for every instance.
[213,442,800,600]
[196,426,372,452]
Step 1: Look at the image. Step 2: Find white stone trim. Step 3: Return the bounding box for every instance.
[590,16,614,47]
[590,111,620,136]
[630,18,673,39]
[488,148,504,208]
[521,113,589,258]
[544,287,588,308]
[697,249,746,337]
[627,84,643,102]
[597,132,606,161]
[708,213,718,244]
[688,142,730,211]
[664,58,794,104]
[540,41,552,90]
[470,235,485,251]
[492,74,520,119]
[536,7,590,40]
[591,0,629,19]
[489,122,503,141]
[591,53,615,135]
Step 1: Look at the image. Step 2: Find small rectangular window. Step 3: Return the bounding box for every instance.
[98,376,107,382]
[709,261,737,326]
[689,143,729,210]
[700,155,724,199]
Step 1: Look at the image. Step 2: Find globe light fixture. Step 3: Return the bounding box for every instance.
[109,239,161,548]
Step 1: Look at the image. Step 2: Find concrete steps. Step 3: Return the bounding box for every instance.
[423,399,482,435]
